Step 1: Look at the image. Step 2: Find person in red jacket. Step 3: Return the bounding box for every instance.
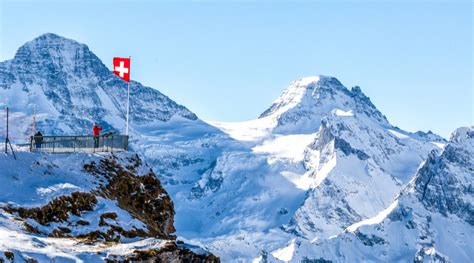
[92,123,102,148]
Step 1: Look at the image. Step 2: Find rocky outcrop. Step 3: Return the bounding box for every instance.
[2,153,219,262]
[414,127,474,225]
[6,192,97,226]
[85,154,176,239]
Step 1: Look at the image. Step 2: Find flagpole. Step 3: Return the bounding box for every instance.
[125,56,131,136]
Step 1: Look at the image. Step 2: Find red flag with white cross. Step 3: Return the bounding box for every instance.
[113,57,130,82]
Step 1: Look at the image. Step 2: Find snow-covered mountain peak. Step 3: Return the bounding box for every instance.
[258,75,388,134]
[0,33,197,137]
[293,75,342,87]
[259,75,343,118]
[412,130,446,142]
[16,33,85,57]
[13,33,107,76]
[449,126,474,144]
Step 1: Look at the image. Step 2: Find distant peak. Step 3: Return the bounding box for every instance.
[259,75,390,131]
[25,33,83,47]
[14,33,87,60]
[293,75,342,88]
[259,75,347,119]
[36,32,65,40]
[10,33,111,82]
[450,126,474,144]
[13,32,101,64]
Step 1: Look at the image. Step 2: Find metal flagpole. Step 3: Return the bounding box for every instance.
[125,56,131,136]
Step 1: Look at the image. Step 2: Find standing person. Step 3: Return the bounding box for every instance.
[34,131,43,150]
[92,123,102,148]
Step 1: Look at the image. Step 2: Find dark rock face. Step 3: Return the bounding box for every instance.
[354,231,386,246]
[309,120,369,161]
[84,154,176,239]
[6,192,97,226]
[6,190,150,241]
[334,137,369,160]
[349,86,388,125]
[301,258,333,263]
[414,127,474,225]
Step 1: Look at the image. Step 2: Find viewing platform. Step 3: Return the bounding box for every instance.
[28,134,129,153]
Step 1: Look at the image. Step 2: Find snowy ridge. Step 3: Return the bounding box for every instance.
[283,126,474,262]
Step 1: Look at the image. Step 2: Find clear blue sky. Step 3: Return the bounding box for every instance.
[0,0,472,138]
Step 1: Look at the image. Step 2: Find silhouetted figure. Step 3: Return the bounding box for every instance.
[34,131,43,150]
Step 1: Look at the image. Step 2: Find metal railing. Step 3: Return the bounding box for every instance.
[29,134,129,153]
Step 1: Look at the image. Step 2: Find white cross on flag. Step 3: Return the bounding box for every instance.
[113,57,130,82]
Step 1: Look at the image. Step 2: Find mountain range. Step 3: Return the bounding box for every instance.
[0,33,471,262]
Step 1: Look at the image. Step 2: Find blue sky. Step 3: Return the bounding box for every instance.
[0,0,472,138]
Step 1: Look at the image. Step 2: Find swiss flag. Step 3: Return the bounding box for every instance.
[113,57,130,82]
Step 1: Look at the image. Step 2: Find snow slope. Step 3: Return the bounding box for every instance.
[283,126,474,262]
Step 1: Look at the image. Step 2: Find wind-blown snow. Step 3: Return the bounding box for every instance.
[333,108,354,116]
[346,199,399,232]
[208,117,275,142]
[388,129,409,139]
[271,239,295,262]
[252,134,315,163]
